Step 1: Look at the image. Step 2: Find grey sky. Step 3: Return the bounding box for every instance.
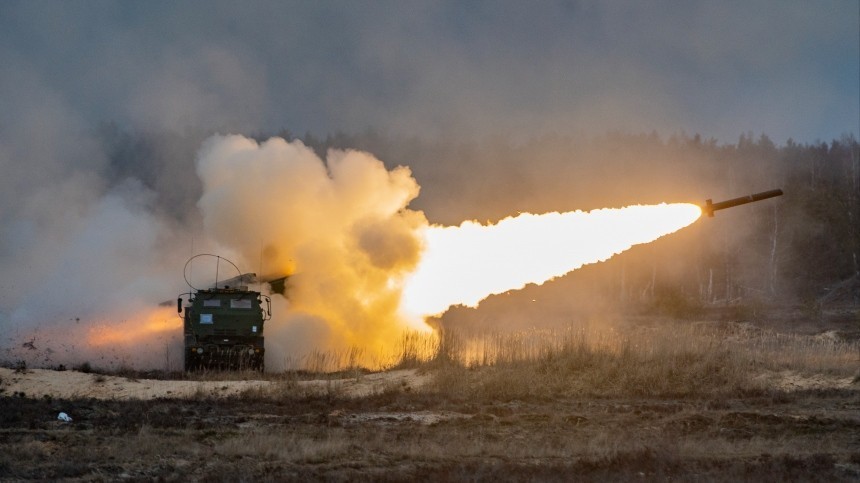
[1,0,858,143]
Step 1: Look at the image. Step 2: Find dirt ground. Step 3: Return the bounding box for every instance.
[2,313,860,481]
[0,367,429,400]
[1,379,858,481]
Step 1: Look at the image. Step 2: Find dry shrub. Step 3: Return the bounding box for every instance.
[277,331,439,374]
[298,347,364,374]
[391,330,440,369]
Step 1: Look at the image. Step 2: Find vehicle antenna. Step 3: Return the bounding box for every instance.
[259,241,264,292]
[189,236,194,283]
[215,255,220,288]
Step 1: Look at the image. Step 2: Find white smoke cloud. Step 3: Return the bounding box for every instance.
[0,59,191,369]
[0,177,186,369]
[195,135,430,369]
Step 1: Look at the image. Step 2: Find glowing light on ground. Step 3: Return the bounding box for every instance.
[87,307,181,347]
[401,203,702,317]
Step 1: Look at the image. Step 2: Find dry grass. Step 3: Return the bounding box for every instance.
[729,326,859,375]
[213,429,352,463]
[101,318,857,400]
[426,321,860,400]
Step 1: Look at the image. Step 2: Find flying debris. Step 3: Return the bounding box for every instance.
[702,189,783,217]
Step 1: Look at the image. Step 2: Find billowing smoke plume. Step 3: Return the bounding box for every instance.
[195,135,430,368]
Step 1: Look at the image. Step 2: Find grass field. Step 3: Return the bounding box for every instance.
[2,310,859,481]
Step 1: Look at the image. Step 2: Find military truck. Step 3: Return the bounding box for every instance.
[178,255,271,371]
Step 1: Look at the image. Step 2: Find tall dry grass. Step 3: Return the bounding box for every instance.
[426,321,860,400]
[726,325,858,374]
[274,330,441,374]
[206,319,857,400]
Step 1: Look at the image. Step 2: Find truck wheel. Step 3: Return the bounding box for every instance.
[185,354,196,372]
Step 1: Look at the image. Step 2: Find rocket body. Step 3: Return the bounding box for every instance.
[703,189,783,217]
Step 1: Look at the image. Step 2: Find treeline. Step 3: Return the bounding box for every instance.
[97,125,860,317]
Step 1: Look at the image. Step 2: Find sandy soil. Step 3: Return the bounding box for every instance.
[2,365,855,402]
[755,369,858,391]
[0,367,430,400]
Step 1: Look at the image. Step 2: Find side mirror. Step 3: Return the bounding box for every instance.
[177,297,183,314]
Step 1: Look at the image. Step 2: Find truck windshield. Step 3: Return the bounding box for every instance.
[230,299,252,309]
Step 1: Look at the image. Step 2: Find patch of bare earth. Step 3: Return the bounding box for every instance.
[754,369,858,391]
[0,367,429,400]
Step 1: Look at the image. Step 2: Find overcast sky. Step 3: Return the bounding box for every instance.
[1,0,858,143]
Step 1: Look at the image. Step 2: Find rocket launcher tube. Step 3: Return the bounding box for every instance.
[703,189,783,217]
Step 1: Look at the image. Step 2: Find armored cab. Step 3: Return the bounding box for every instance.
[179,286,271,371]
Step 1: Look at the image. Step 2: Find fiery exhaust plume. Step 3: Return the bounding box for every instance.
[87,307,180,348]
[401,204,702,317]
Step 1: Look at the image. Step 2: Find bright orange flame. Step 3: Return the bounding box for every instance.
[87,306,181,347]
[401,203,701,317]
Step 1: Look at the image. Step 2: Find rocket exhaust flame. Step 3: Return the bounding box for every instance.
[401,203,702,317]
[87,307,180,347]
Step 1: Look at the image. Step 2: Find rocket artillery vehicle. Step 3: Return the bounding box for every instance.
[702,189,783,217]
[178,254,271,371]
